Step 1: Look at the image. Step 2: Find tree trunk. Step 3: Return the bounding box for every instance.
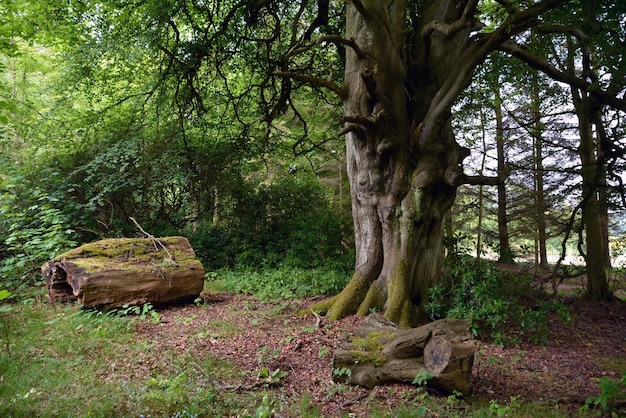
[576,107,611,301]
[311,0,474,328]
[476,108,488,261]
[594,116,612,271]
[567,37,611,301]
[530,72,549,269]
[333,313,474,395]
[41,236,205,309]
[494,85,514,264]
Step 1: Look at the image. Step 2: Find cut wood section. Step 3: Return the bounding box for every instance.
[333,313,474,394]
[42,236,205,309]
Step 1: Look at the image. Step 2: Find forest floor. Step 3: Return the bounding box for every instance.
[132,284,626,417]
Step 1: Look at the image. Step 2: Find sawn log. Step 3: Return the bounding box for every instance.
[41,236,205,309]
[333,313,474,395]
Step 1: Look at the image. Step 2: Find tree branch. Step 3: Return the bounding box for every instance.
[338,124,364,136]
[287,35,372,61]
[349,0,374,24]
[129,217,178,266]
[498,40,626,113]
[314,35,372,60]
[421,0,481,38]
[341,115,377,129]
[273,70,347,100]
[455,174,501,187]
[534,24,589,43]
[420,0,568,148]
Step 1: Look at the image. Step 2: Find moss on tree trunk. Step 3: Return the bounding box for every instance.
[309,0,472,327]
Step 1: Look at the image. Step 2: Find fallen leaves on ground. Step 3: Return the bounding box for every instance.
[133,294,626,416]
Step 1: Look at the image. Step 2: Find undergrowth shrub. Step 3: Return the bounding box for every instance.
[0,173,77,294]
[209,267,349,302]
[425,254,570,346]
[188,172,354,272]
[581,371,626,416]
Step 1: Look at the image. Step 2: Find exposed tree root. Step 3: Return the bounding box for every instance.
[306,270,420,329]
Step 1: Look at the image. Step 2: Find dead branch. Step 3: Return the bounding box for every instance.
[129,217,177,266]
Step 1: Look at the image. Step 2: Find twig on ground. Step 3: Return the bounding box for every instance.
[129,216,178,266]
[365,386,380,405]
[331,391,369,413]
[309,308,322,330]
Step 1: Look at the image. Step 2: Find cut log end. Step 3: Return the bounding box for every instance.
[424,336,452,376]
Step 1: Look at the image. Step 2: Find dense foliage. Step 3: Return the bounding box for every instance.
[0,0,351,296]
[0,171,77,293]
[426,251,570,346]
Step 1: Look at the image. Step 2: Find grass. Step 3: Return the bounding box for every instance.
[0,303,269,417]
[208,267,350,302]
[595,356,626,375]
[1,305,133,416]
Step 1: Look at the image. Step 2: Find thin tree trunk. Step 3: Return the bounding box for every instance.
[530,72,549,269]
[476,108,488,261]
[189,179,200,232]
[211,185,219,227]
[494,85,513,263]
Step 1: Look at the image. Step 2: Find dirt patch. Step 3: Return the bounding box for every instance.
[133,294,626,416]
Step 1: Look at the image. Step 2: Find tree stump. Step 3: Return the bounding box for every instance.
[41,236,205,309]
[333,313,474,395]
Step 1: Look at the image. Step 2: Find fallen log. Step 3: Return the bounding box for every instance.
[41,236,205,309]
[333,313,474,395]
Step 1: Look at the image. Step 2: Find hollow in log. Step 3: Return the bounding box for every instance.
[41,236,205,309]
[333,313,474,394]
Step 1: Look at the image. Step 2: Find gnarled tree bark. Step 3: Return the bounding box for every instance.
[306,0,572,328]
[310,0,480,327]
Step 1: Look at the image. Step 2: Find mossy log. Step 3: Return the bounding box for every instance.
[41,236,205,309]
[333,313,474,395]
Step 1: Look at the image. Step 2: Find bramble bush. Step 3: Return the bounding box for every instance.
[0,173,77,294]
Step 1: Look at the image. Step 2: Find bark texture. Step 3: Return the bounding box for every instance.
[305,0,576,325]
[530,72,549,269]
[42,236,205,309]
[333,313,474,395]
[311,0,475,328]
[576,101,611,301]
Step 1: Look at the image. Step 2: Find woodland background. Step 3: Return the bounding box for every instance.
[1,1,625,416]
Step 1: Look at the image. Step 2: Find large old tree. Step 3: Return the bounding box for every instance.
[299,0,624,326]
[70,0,625,326]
